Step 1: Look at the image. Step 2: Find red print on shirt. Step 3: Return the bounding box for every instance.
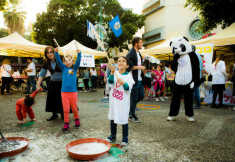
[112,88,123,100]
[116,82,122,88]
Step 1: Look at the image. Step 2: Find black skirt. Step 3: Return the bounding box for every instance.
[212,84,225,91]
[144,77,152,88]
[45,81,63,114]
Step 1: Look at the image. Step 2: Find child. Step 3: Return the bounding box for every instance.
[54,48,81,132]
[107,56,135,146]
[153,65,164,102]
[16,89,42,124]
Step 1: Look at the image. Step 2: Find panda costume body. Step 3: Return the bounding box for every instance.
[168,36,200,121]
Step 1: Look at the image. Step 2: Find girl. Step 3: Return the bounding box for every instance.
[16,89,42,124]
[54,48,81,132]
[107,56,135,146]
[211,54,228,108]
[1,59,12,95]
[153,65,164,102]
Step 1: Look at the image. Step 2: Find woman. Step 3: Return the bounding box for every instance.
[1,59,12,95]
[90,67,97,92]
[211,54,228,108]
[36,46,64,121]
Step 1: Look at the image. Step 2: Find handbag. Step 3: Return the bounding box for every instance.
[3,65,13,83]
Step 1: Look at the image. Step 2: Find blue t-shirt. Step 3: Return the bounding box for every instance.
[55,52,81,92]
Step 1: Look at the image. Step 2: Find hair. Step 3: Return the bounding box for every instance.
[131,37,142,47]
[215,54,225,67]
[44,46,54,61]
[118,56,130,66]
[2,59,10,65]
[27,57,32,61]
[24,95,35,107]
[161,62,165,71]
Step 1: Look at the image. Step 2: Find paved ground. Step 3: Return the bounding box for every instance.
[0,90,234,162]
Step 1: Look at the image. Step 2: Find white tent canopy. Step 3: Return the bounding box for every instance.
[60,40,107,59]
[0,32,47,57]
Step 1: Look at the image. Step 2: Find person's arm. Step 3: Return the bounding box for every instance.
[30,90,39,98]
[54,52,65,70]
[123,83,129,91]
[171,54,180,72]
[25,64,33,72]
[108,74,114,84]
[74,51,82,70]
[36,69,47,90]
[221,61,228,78]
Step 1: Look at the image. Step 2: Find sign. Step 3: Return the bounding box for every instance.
[80,54,95,67]
[108,15,122,37]
[87,20,96,40]
[204,81,235,105]
[195,43,213,74]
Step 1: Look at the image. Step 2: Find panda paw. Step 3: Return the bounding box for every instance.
[190,82,194,89]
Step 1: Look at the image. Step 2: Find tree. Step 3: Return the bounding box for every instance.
[185,0,235,33]
[32,0,145,51]
[3,0,26,34]
[0,28,9,38]
[0,0,8,11]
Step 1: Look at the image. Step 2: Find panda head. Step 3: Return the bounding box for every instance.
[169,36,193,55]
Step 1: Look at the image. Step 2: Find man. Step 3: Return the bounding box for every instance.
[24,57,36,94]
[126,37,145,123]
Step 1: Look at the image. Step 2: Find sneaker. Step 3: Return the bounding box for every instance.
[156,98,159,102]
[120,142,128,146]
[103,96,108,99]
[201,101,208,106]
[132,116,141,123]
[193,105,201,109]
[129,116,133,121]
[75,119,80,128]
[167,116,176,121]
[163,97,169,100]
[47,115,58,121]
[159,97,165,102]
[188,117,195,122]
[218,104,227,108]
[62,123,70,132]
[107,136,116,143]
[211,104,219,109]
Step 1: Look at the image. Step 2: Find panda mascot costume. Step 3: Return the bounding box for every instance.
[167,36,200,122]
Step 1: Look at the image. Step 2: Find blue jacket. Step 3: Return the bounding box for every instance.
[55,52,81,92]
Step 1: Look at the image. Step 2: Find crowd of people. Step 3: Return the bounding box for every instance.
[0,36,234,146]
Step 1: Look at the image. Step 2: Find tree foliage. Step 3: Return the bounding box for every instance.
[0,28,9,38]
[32,0,145,51]
[0,0,8,11]
[185,0,235,33]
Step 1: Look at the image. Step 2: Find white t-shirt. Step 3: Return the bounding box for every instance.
[108,71,135,124]
[211,60,226,85]
[136,52,142,81]
[90,69,97,76]
[0,64,12,77]
[46,70,51,77]
[27,62,36,76]
[175,54,192,85]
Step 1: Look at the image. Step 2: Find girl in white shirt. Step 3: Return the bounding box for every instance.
[1,59,12,95]
[107,56,135,146]
[211,54,228,108]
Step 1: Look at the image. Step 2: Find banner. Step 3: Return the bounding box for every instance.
[108,15,122,37]
[80,54,95,67]
[195,43,213,74]
[203,81,235,105]
[87,20,96,40]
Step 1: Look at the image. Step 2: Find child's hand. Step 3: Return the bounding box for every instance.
[54,48,58,52]
[117,78,125,85]
[77,49,81,53]
[110,65,115,73]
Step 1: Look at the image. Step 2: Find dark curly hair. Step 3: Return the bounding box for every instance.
[24,95,35,107]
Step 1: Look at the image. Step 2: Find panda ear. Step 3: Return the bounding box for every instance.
[183,36,189,42]
[169,41,173,47]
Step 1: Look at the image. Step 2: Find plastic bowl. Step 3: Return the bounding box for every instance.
[66,138,111,161]
[0,137,29,158]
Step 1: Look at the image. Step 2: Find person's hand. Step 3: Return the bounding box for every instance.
[139,66,146,71]
[77,49,81,53]
[117,78,125,85]
[110,65,115,73]
[54,48,58,52]
[37,88,43,92]
[36,85,42,91]
[104,77,107,83]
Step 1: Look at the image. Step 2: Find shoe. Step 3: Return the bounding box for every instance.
[211,104,219,109]
[201,101,208,106]
[120,142,128,146]
[47,115,58,121]
[103,96,108,99]
[132,116,141,123]
[193,105,201,109]
[62,123,70,132]
[23,92,30,94]
[218,104,227,108]
[6,93,12,95]
[163,97,169,100]
[188,117,195,122]
[167,116,176,121]
[129,116,133,121]
[31,118,36,121]
[107,136,116,143]
[156,98,159,102]
[159,97,165,102]
[75,119,80,128]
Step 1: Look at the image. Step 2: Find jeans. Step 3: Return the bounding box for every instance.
[1,77,11,94]
[83,78,90,90]
[130,81,145,117]
[26,76,36,93]
[193,86,201,107]
[91,76,97,89]
[110,120,128,143]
